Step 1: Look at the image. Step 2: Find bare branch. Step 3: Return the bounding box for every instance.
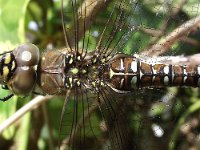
[0,95,53,134]
[150,0,188,44]
[67,0,111,47]
[141,15,200,57]
[140,28,200,47]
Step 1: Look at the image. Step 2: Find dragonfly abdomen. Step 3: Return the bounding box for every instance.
[108,54,200,91]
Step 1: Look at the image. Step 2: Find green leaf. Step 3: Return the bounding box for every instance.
[15,112,31,150]
[0,0,30,47]
[0,95,17,139]
[0,0,31,144]
[169,99,200,150]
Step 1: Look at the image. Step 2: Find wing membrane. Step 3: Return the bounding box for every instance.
[58,0,200,150]
[59,84,138,149]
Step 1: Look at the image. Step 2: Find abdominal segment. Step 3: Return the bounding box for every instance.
[108,54,200,91]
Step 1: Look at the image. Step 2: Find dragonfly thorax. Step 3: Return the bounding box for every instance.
[38,49,110,95]
[2,44,40,96]
[64,52,106,90]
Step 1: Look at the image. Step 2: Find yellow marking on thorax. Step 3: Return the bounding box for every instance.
[76,80,80,86]
[82,69,87,74]
[100,81,104,86]
[71,68,79,74]
[92,81,96,87]
[4,54,11,64]
[92,58,97,63]
[69,58,73,64]
[101,58,105,63]
[3,66,9,78]
[11,61,16,71]
[77,56,81,61]
[107,56,111,60]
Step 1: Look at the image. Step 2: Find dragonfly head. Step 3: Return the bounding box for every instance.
[0,43,40,96]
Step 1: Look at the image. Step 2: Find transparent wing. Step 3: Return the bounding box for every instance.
[62,0,140,55]
[59,84,139,149]
[58,0,200,150]
[98,87,137,150]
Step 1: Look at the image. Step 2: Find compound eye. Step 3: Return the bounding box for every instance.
[7,67,37,95]
[13,43,39,67]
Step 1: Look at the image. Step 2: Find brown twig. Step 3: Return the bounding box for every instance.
[141,15,200,57]
[66,0,111,47]
[140,27,200,47]
[180,37,200,47]
[0,95,53,134]
[150,0,188,44]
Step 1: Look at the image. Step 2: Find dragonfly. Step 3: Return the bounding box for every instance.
[1,0,200,150]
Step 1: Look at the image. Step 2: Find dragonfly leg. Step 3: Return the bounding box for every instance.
[32,91,44,96]
[0,94,14,102]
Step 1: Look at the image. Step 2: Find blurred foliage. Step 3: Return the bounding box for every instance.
[0,0,200,150]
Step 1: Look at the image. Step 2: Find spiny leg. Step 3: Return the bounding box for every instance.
[0,93,14,102]
[0,85,14,101]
